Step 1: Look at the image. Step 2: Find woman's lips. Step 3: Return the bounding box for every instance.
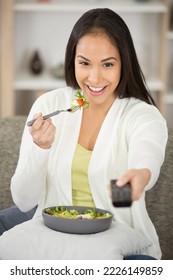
[87,85,107,96]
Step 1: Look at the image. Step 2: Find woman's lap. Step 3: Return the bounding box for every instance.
[0,205,36,236]
[0,218,152,260]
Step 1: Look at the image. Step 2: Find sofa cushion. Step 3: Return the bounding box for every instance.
[0,116,26,210]
[146,128,173,260]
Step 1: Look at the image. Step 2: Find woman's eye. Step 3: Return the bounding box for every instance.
[79,61,89,66]
[103,62,114,68]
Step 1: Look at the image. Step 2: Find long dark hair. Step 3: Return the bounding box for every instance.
[65,8,155,106]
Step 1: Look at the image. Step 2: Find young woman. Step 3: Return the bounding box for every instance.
[0,8,167,260]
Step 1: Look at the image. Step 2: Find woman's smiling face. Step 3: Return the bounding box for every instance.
[75,32,121,108]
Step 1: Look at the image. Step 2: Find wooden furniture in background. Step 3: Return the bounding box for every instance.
[0,0,14,117]
[0,0,172,118]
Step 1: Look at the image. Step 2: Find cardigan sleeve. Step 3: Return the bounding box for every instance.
[126,105,168,190]
[11,142,50,212]
[10,87,75,212]
[10,98,51,212]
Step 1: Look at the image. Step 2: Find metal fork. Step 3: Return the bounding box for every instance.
[27,106,79,126]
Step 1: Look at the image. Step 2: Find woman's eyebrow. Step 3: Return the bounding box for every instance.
[77,55,118,62]
[77,55,90,61]
[101,57,118,62]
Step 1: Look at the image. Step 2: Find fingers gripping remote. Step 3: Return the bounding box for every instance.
[111,179,132,207]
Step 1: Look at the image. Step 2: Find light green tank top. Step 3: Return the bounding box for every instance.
[72,144,95,207]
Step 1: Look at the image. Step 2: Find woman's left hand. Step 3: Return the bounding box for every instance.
[116,168,151,201]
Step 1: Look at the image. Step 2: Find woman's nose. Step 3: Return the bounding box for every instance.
[87,67,102,85]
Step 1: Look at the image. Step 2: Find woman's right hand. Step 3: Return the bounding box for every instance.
[29,113,56,149]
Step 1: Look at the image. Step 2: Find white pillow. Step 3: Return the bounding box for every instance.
[0,217,152,260]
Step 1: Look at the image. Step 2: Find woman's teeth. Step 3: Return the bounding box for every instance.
[88,86,104,92]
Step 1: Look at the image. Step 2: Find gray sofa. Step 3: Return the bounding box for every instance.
[0,116,173,259]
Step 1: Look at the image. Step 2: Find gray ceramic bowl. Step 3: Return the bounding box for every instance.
[42,206,113,234]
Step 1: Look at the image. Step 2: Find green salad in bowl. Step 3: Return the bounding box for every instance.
[44,206,111,219]
[42,206,113,234]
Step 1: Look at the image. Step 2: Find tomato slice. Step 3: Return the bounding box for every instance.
[76,98,84,107]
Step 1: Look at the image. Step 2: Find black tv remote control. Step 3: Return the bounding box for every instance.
[111,179,132,207]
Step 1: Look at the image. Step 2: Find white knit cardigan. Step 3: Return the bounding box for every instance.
[10,87,168,259]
